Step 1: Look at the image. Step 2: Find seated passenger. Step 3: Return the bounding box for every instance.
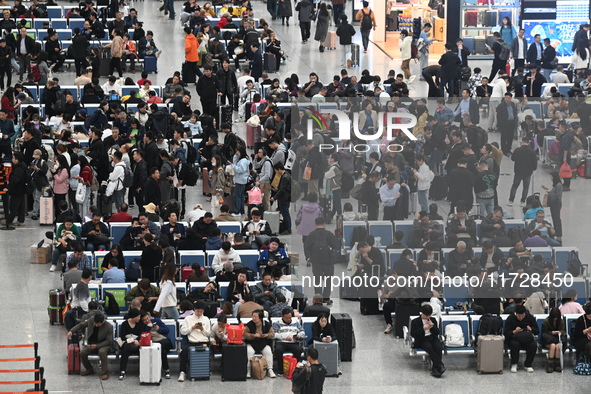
[272,308,305,375]
[102,258,126,283]
[212,241,242,275]
[68,314,113,380]
[81,212,110,251]
[186,262,210,283]
[410,304,445,378]
[559,289,585,314]
[242,208,272,248]
[141,312,173,379]
[447,241,473,278]
[161,212,186,247]
[303,294,330,318]
[257,237,290,275]
[244,309,276,379]
[50,217,81,272]
[525,210,561,247]
[310,313,336,345]
[252,272,280,310]
[118,309,146,380]
[269,293,294,318]
[232,233,252,250]
[504,305,539,373]
[124,278,161,313]
[205,228,224,250]
[541,307,565,373]
[66,243,93,273]
[178,301,211,382]
[237,292,261,319]
[523,229,549,248]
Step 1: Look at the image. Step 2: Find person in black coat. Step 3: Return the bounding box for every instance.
[508,137,537,205]
[15,27,35,81]
[143,167,161,208]
[540,38,556,81]
[447,158,474,213]
[504,305,539,372]
[444,131,464,174]
[454,38,470,68]
[410,304,445,377]
[142,132,159,171]
[195,66,220,118]
[217,59,238,109]
[359,172,380,220]
[87,130,109,182]
[485,32,506,82]
[438,43,461,99]
[571,24,590,51]
[291,348,327,392]
[496,93,518,155]
[248,43,263,82]
[139,234,162,282]
[2,152,27,226]
[522,65,546,97]
[526,34,543,66]
[393,249,416,278]
[132,150,148,212]
[192,213,219,243]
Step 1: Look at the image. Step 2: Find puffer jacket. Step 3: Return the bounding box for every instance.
[295,202,323,236]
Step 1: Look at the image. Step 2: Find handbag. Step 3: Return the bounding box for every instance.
[93,234,110,246]
[247,186,263,205]
[271,172,282,188]
[559,162,572,179]
[542,194,549,208]
[246,114,260,127]
[139,332,152,347]
[226,323,244,345]
[75,182,86,204]
[303,162,312,181]
[250,355,267,380]
[198,39,208,55]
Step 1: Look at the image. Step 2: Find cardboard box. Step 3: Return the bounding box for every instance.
[30,243,53,264]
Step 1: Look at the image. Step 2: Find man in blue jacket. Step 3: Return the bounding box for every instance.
[257,237,290,275]
[248,43,263,82]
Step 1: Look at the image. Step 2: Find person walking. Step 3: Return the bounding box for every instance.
[102,29,123,78]
[356,1,376,53]
[508,137,537,207]
[485,32,505,82]
[278,0,292,25]
[1,152,27,227]
[331,0,345,26]
[296,0,313,44]
[496,93,518,155]
[542,171,563,243]
[296,192,323,262]
[438,43,460,99]
[271,163,292,235]
[418,23,433,74]
[335,15,356,68]
[304,217,339,304]
[413,154,434,213]
[232,147,250,217]
[510,28,527,77]
[314,3,329,52]
[399,30,413,82]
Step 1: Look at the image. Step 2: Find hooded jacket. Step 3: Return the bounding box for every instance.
[296,202,323,236]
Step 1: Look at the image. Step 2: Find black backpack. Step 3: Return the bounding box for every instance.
[361,9,373,30]
[478,314,503,336]
[508,227,527,245]
[568,250,583,277]
[103,291,120,316]
[183,165,199,187]
[340,169,354,192]
[310,235,333,263]
[52,90,66,114]
[125,258,141,282]
[184,140,198,165]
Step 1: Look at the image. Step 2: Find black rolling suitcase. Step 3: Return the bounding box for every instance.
[360,297,380,315]
[394,301,420,339]
[429,164,447,201]
[221,344,247,381]
[319,194,332,224]
[219,97,233,126]
[182,62,197,84]
[263,53,277,72]
[331,313,353,361]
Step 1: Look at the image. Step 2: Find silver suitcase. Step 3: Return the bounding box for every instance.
[264,211,280,235]
[476,335,503,374]
[313,340,340,377]
[139,343,162,385]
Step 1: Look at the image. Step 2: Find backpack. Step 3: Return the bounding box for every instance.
[285,149,296,171]
[52,90,66,114]
[185,140,198,165]
[411,40,419,59]
[361,9,373,30]
[103,291,120,315]
[39,145,49,161]
[444,323,465,347]
[499,40,511,61]
[230,133,246,156]
[508,227,527,245]
[291,366,311,394]
[477,314,503,336]
[125,258,141,282]
[122,164,133,188]
[310,235,333,262]
[183,165,199,186]
[474,126,488,149]
[574,362,591,375]
[30,64,41,82]
[350,226,368,247]
[341,169,354,192]
[567,250,583,277]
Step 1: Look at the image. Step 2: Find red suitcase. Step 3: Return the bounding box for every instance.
[182,266,192,281]
[246,125,258,148]
[202,168,212,195]
[464,10,478,27]
[68,343,80,375]
[322,31,337,50]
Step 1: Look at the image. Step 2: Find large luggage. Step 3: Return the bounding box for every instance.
[331,313,353,361]
[484,10,498,26]
[263,53,277,73]
[40,196,54,225]
[182,266,192,281]
[139,342,162,385]
[319,194,332,224]
[68,343,80,375]
[323,31,337,50]
[313,340,340,377]
[246,124,257,148]
[360,297,380,315]
[429,174,447,200]
[350,44,360,67]
[221,343,248,381]
[474,36,486,54]
[202,168,212,195]
[264,210,280,235]
[464,10,478,26]
[182,61,197,84]
[476,335,504,374]
[463,36,475,54]
[189,346,210,380]
[219,104,233,126]
[394,301,420,339]
[585,155,591,178]
[49,289,66,325]
[144,55,158,73]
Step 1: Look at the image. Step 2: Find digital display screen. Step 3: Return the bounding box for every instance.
[523,20,585,56]
[556,0,589,20]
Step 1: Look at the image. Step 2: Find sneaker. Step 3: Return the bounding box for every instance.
[31,216,38,220]
[155,50,162,58]
[525,367,534,373]
[408,75,416,83]
[510,364,518,373]
[49,265,56,272]
[164,370,170,379]
[118,371,126,380]
[268,369,276,378]
[507,201,513,207]
[280,230,292,235]
[0,219,5,225]
[384,324,393,334]
[178,371,186,382]
[246,370,251,379]
[519,201,525,207]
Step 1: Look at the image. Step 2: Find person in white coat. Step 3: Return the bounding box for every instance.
[488,75,509,131]
[153,264,178,319]
[399,30,414,83]
[570,43,590,76]
[413,154,434,212]
[107,151,127,212]
[211,241,242,274]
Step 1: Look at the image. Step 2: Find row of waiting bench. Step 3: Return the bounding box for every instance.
[403,313,585,362]
[83,314,315,363]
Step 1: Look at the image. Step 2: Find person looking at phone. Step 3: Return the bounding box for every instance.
[178,301,211,382]
[292,348,327,393]
[504,305,539,373]
[410,304,445,378]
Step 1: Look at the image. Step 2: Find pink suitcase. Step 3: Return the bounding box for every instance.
[40,196,54,225]
[323,31,337,50]
[246,125,257,148]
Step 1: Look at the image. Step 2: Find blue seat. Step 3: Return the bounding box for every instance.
[218,282,230,301]
[217,222,242,234]
[33,18,50,30]
[94,251,108,279]
[440,315,474,354]
[443,278,469,307]
[529,247,553,261]
[368,221,393,247]
[55,29,71,40]
[393,221,414,246]
[503,220,526,237]
[109,223,128,246]
[84,104,100,116]
[387,249,409,270]
[534,314,548,353]
[69,19,85,31]
[561,277,588,305]
[565,314,581,351]
[524,103,542,119]
[61,85,79,101]
[102,283,131,312]
[52,19,69,29]
[122,251,143,270]
[46,6,63,19]
[177,250,206,268]
[237,250,261,274]
[301,317,316,344]
[161,319,179,357]
[343,221,367,250]
[38,86,45,103]
[554,247,577,273]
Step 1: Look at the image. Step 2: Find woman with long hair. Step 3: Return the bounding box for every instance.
[101,244,125,272]
[74,156,92,216]
[499,16,516,46]
[571,42,590,75]
[210,154,226,216]
[51,155,70,215]
[310,313,336,345]
[542,170,563,241]
[154,264,178,319]
[232,147,250,216]
[314,3,330,52]
[36,51,50,86]
[1,87,20,120]
[541,307,566,373]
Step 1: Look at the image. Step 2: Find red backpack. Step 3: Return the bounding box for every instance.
[30,64,41,82]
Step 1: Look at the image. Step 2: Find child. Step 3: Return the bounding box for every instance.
[183,112,203,137]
